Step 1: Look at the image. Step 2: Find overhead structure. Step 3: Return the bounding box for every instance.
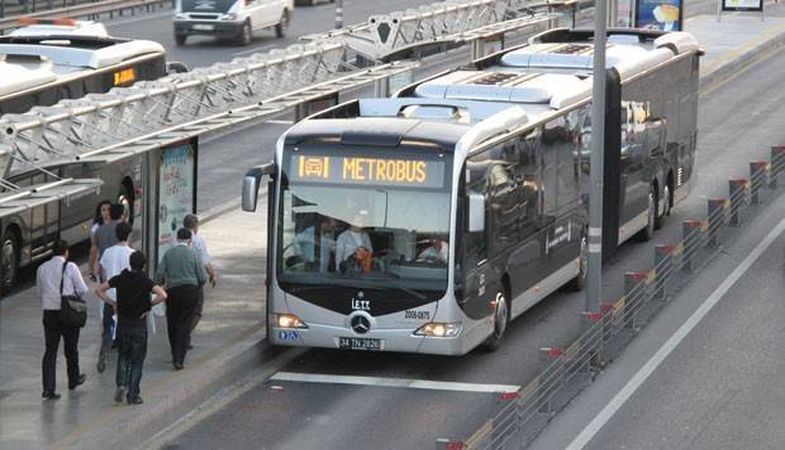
[0,0,585,180]
[302,0,583,60]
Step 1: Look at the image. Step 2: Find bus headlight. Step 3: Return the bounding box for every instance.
[275,313,308,329]
[174,13,185,19]
[414,322,462,338]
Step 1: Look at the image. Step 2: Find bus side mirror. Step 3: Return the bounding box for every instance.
[242,162,276,212]
[468,193,485,233]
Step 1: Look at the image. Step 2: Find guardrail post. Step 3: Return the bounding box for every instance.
[435,439,464,450]
[749,161,768,205]
[728,178,748,227]
[538,347,563,414]
[623,272,647,330]
[681,220,703,273]
[653,244,674,300]
[706,198,726,247]
[771,145,785,188]
[581,311,605,369]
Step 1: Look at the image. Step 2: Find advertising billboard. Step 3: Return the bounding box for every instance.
[634,0,684,31]
[722,0,763,11]
[156,138,198,262]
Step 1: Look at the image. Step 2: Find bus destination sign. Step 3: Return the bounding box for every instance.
[290,155,445,188]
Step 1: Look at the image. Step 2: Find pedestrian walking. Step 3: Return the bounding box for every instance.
[93,203,125,373]
[37,240,88,400]
[95,252,166,405]
[182,214,217,349]
[88,199,112,282]
[156,228,207,370]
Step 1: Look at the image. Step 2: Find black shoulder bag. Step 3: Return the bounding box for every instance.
[59,262,87,328]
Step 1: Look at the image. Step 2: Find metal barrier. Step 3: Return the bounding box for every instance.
[0,0,576,179]
[0,0,172,31]
[301,0,588,60]
[439,147,785,449]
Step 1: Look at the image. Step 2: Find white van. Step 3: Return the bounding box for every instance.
[174,0,294,46]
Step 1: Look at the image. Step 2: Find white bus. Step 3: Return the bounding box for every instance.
[241,28,701,355]
[0,33,168,115]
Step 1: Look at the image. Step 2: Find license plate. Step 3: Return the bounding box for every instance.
[339,337,382,351]
[193,24,214,31]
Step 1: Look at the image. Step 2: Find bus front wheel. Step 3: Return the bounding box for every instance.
[482,290,509,352]
[0,230,19,295]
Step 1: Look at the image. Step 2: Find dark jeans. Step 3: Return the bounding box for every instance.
[166,285,199,365]
[189,286,205,335]
[42,310,81,392]
[98,303,114,363]
[116,326,147,399]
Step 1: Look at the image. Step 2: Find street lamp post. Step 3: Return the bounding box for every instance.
[335,0,344,29]
[586,0,607,313]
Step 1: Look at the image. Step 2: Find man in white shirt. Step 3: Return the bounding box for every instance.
[37,239,88,400]
[336,226,373,273]
[416,236,449,263]
[96,222,135,373]
[183,214,217,345]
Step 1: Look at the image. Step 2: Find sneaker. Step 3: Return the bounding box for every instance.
[114,386,126,403]
[127,396,143,405]
[97,359,106,374]
[69,373,86,390]
[42,391,61,400]
[173,362,184,371]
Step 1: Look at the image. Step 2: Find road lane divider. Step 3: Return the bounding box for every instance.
[270,372,520,394]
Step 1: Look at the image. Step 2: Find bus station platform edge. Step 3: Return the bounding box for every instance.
[2,8,785,448]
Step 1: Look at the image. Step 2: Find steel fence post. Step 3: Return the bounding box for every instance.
[728,178,747,227]
[435,438,464,450]
[653,244,674,300]
[706,198,726,247]
[771,145,785,188]
[539,347,563,415]
[749,161,767,205]
[623,272,647,330]
[582,311,604,370]
[681,220,703,273]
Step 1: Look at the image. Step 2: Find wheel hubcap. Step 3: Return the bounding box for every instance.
[3,240,15,286]
[494,293,507,338]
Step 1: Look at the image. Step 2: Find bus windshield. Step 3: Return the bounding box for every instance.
[278,147,452,295]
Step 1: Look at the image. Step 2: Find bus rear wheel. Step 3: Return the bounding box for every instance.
[638,184,657,242]
[0,230,19,295]
[655,183,671,230]
[482,290,509,352]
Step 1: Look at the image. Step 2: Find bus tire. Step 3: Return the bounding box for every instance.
[655,181,672,230]
[568,236,588,291]
[275,10,289,38]
[0,229,19,296]
[482,290,509,352]
[175,34,187,46]
[638,184,657,242]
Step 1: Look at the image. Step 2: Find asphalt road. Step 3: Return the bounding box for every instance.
[153,21,785,450]
[104,0,439,68]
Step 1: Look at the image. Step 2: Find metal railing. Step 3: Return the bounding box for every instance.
[301,0,587,60]
[438,145,785,449]
[0,0,576,179]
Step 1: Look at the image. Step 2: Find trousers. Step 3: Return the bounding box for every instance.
[116,326,148,399]
[98,302,114,363]
[42,310,80,392]
[166,285,199,366]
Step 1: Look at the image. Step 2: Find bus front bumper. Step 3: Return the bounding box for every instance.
[270,324,468,356]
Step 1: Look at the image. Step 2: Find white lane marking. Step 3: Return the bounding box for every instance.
[271,372,520,394]
[106,10,174,27]
[232,43,277,57]
[567,215,785,450]
[266,119,294,125]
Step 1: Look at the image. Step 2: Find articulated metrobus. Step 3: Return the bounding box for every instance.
[0,33,168,115]
[0,31,185,293]
[242,28,701,355]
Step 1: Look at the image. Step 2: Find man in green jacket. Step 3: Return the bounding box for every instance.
[156,228,207,370]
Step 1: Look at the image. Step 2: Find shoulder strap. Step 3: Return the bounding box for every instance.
[60,261,68,296]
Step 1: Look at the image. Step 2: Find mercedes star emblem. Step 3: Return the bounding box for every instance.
[351,315,371,334]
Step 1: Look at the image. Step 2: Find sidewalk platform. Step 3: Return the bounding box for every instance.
[2,5,785,448]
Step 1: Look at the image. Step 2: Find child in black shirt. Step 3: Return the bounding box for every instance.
[96,251,167,405]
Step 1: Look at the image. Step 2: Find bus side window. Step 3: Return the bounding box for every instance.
[462,160,488,268]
